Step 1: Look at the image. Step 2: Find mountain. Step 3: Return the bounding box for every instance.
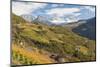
[20,15,78,25]
[61,20,86,28]
[49,17,67,25]
[12,14,96,65]
[21,14,36,22]
[72,17,96,40]
[33,15,52,25]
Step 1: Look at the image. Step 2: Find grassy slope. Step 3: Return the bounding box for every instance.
[12,14,96,65]
[12,44,55,64]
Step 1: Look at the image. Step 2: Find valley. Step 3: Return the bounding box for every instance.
[12,13,96,66]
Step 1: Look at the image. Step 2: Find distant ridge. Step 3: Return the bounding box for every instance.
[72,17,96,40]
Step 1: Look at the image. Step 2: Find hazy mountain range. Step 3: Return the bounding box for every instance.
[20,14,96,40]
[21,14,79,25]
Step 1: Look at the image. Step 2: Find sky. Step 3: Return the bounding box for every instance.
[12,1,96,23]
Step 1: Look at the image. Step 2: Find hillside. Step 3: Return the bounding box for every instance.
[72,17,96,40]
[12,14,96,66]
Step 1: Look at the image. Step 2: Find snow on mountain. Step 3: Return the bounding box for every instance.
[21,14,36,22]
[20,14,82,25]
[50,17,66,24]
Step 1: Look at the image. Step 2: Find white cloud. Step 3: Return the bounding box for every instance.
[66,17,78,23]
[74,13,81,16]
[83,6,95,12]
[65,14,79,23]
[51,4,58,7]
[12,1,47,16]
[50,17,66,24]
[51,4,64,7]
[46,8,80,17]
[45,7,81,23]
